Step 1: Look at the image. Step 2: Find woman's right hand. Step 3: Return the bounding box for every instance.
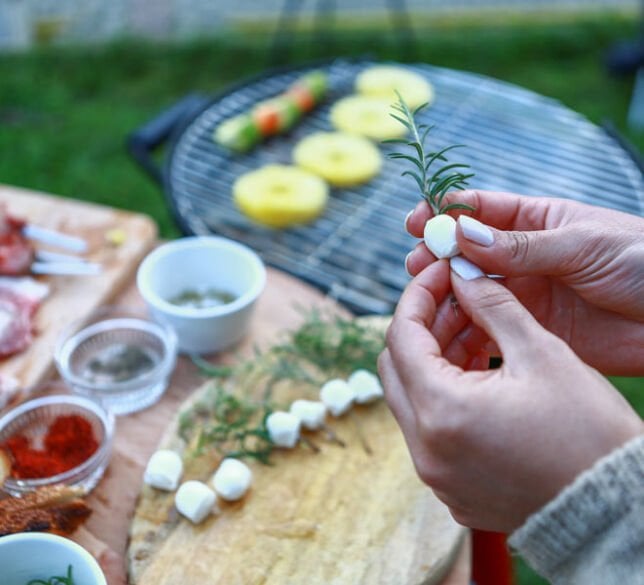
[405,190,644,376]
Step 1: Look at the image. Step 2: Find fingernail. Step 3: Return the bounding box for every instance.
[404,210,414,234]
[450,256,486,281]
[458,216,494,247]
[404,251,413,276]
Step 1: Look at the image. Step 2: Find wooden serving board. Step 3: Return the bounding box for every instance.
[127,318,465,585]
[0,185,157,392]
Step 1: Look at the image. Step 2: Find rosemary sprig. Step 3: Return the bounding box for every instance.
[27,565,75,585]
[384,93,475,215]
[179,312,385,464]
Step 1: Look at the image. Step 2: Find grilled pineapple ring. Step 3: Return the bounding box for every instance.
[330,95,407,141]
[356,66,434,110]
[293,132,382,187]
[233,164,329,228]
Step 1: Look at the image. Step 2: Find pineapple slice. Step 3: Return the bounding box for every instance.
[356,66,434,110]
[330,95,407,141]
[293,132,382,187]
[233,164,329,228]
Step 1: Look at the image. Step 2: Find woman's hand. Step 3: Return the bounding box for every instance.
[378,260,644,533]
[405,191,644,375]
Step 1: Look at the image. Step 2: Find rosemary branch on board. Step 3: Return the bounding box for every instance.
[384,93,475,215]
[178,311,385,464]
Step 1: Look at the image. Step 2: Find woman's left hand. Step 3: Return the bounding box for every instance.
[378,259,643,532]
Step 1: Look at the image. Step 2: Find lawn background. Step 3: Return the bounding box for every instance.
[1,9,643,585]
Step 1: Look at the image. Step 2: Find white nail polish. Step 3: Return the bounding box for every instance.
[404,251,413,276]
[404,210,414,233]
[450,256,486,281]
[458,216,494,247]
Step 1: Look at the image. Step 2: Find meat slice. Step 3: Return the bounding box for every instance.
[0,373,20,410]
[0,207,33,276]
[0,277,50,361]
[0,288,33,358]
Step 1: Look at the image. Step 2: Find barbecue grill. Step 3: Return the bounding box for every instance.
[129,59,644,315]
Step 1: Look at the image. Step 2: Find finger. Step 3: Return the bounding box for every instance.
[449,256,550,370]
[405,241,437,277]
[442,189,558,230]
[431,294,470,352]
[405,199,433,238]
[387,260,463,393]
[377,349,416,432]
[378,349,436,475]
[456,214,590,278]
[442,322,490,368]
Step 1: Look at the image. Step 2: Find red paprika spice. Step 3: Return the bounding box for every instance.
[2,414,98,479]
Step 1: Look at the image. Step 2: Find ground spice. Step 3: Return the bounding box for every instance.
[2,414,98,479]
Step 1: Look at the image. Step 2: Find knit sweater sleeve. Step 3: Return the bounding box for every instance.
[508,434,644,585]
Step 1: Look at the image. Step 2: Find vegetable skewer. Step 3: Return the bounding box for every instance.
[214,71,327,153]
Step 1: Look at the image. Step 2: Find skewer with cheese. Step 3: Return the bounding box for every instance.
[320,379,356,417]
[266,411,301,448]
[211,458,253,501]
[143,449,183,491]
[289,399,327,430]
[175,480,217,524]
[347,369,384,404]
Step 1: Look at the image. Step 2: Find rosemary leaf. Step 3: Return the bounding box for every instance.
[440,202,477,213]
[386,94,475,215]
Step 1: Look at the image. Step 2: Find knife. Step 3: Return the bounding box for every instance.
[22,224,88,254]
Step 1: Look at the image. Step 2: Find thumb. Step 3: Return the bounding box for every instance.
[448,256,552,369]
[456,215,578,277]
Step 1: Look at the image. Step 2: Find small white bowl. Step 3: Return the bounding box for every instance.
[0,532,107,585]
[136,236,266,354]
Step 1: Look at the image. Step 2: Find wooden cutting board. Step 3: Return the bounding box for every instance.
[0,184,157,392]
[127,318,466,585]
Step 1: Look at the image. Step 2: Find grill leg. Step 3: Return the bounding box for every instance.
[314,0,336,57]
[386,0,418,60]
[270,0,417,65]
[269,0,305,65]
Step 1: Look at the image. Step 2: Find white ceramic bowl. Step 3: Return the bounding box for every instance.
[0,533,107,585]
[136,236,266,354]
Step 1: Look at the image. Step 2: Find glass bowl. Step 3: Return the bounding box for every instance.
[0,394,114,497]
[54,307,178,415]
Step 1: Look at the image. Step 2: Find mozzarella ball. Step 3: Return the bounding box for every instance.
[348,369,384,404]
[320,378,356,417]
[289,399,327,430]
[424,214,460,259]
[143,449,183,491]
[212,458,253,501]
[175,480,217,524]
[266,411,301,448]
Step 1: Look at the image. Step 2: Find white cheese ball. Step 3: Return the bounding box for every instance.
[175,480,217,524]
[320,378,356,417]
[348,369,384,404]
[424,214,460,259]
[212,458,253,501]
[266,411,301,448]
[143,449,183,491]
[289,399,327,430]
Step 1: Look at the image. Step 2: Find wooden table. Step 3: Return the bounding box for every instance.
[67,267,470,584]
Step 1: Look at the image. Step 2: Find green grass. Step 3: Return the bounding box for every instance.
[1,12,642,584]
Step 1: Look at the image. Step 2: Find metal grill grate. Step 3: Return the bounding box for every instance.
[166,59,644,315]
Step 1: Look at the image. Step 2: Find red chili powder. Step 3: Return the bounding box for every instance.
[3,414,99,479]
